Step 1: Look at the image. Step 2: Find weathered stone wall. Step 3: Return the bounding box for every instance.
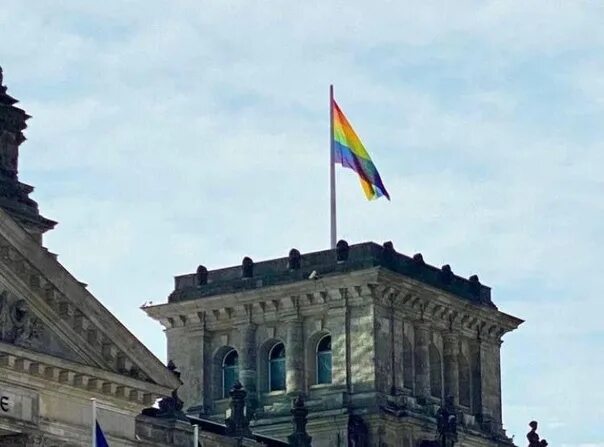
[149,255,521,447]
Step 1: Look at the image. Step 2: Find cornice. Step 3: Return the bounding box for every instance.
[0,342,168,408]
[144,269,380,330]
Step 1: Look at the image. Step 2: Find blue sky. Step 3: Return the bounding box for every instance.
[1,1,603,445]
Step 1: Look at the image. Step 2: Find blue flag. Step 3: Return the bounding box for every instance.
[96,421,110,447]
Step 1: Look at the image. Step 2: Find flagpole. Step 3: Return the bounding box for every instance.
[193,424,199,446]
[91,398,96,447]
[330,84,337,249]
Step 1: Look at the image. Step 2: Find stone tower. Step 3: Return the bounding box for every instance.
[144,241,522,447]
[0,67,56,243]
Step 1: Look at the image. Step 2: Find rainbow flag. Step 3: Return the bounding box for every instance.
[331,99,390,200]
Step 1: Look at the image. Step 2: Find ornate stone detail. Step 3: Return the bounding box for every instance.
[0,289,83,363]
[527,421,548,447]
[288,248,301,270]
[141,360,186,420]
[335,239,349,262]
[382,241,396,265]
[435,397,458,447]
[0,291,42,346]
[419,398,458,447]
[288,394,312,447]
[225,381,251,437]
[196,265,208,286]
[241,257,254,278]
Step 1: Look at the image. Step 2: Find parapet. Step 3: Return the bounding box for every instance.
[168,241,494,308]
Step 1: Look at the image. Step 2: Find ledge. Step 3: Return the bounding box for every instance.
[168,242,493,307]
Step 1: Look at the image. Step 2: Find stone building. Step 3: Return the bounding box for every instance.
[145,241,523,447]
[0,67,293,446]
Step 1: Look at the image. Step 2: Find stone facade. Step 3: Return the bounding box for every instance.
[145,243,522,447]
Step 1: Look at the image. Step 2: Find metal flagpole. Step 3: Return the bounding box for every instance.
[193,424,199,446]
[330,84,337,249]
[91,398,96,447]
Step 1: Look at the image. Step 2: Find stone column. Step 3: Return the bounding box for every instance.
[238,323,257,410]
[472,338,504,432]
[174,325,212,414]
[443,332,459,406]
[328,309,348,388]
[414,322,430,401]
[286,319,305,394]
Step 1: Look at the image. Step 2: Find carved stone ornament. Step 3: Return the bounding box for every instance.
[0,290,43,347]
[336,239,349,262]
[288,248,301,270]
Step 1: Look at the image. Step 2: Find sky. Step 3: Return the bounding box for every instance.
[1,1,603,445]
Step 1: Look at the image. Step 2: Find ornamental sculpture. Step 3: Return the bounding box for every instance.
[0,291,42,346]
[420,396,458,447]
[527,421,548,447]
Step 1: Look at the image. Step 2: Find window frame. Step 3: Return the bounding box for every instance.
[268,342,286,392]
[315,334,332,385]
[222,348,239,398]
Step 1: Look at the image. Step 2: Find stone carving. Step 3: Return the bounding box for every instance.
[469,275,481,295]
[288,394,312,447]
[382,241,396,265]
[11,299,39,344]
[141,360,186,420]
[0,291,42,346]
[419,397,458,447]
[196,265,208,286]
[412,253,425,264]
[225,381,251,437]
[288,249,301,270]
[336,239,349,262]
[440,264,454,284]
[0,289,82,362]
[241,257,254,278]
[436,397,457,447]
[527,421,548,447]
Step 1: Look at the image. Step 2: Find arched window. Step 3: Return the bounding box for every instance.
[316,335,332,384]
[458,353,471,408]
[402,335,413,390]
[269,342,286,391]
[429,344,442,399]
[222,349,239,398]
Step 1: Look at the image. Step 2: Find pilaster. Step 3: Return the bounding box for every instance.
[473,337,503,431]
[239,322,258,410]
[413,322,430,401]
[442,332,459,406]
[327,307,348,388]
[286,318,305,395]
